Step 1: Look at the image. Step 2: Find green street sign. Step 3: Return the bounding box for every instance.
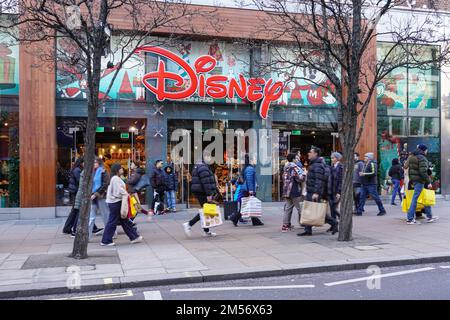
[120,133,130,139]
[96,127,105,133]
[292,130,301,135]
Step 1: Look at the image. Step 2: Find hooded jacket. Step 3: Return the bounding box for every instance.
[191,161,217,196]
[68,166,82,194]
[388,164,404,181]
[240,165,257,193]
[407,150,431,185]
[331,162,343,195]
[164,165,178,191]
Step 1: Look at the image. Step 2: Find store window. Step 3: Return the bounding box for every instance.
[56,117,147,206]
[377,43,441,193]
[0,33,19,208]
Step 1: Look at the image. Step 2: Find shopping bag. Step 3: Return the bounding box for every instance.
[203,203,219,216]
[240,196,262,218]
[128,193,141,219]
[402,190,425,213]
[422,189,436,206]
[199,208,223,229]
[300,200,327,226]
[120,195,129,219]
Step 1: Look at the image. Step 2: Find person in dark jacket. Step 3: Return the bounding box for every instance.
[406,144,438,224]
[164,165,178,212]
[63,157,84,234]
[353,153,365,214]
[127,162,149,218]
[229,155,264,227]
[183,151,218,237]
[329,152,343,221]
[298,146,338,236]
[150,160,166,215]
[356,152,386,216]
[388,158,404,206]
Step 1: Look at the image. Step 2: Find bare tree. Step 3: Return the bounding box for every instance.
[0,0,216,258]
[246,0,450,240]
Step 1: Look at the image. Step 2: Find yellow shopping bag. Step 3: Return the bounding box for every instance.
[422,189,436,206]
[402,190,425,213]
[203,203,219,216]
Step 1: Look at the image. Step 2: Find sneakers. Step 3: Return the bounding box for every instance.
[93,228,104,236]
[202,231,217,237]
[391,203,397,206]
[426,216,439,223]
[297,231,312,236]
[281,224,290,232]
[130,236,143,244]
[406,220,421,225]
[183,222,192,237]
[377,211,387,216]
[70,231,76,238]
[100,242,115,246]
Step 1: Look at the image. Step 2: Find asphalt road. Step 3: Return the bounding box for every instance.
[10,262,450,300]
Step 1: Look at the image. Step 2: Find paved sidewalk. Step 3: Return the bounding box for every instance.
[1,200,450,298]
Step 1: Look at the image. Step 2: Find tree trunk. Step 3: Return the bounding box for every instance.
[70,98,98,259]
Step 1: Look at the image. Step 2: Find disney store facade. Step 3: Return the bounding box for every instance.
[0,6,444,219]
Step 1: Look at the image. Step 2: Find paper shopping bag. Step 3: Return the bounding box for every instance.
[203,203,219,216]
[300,200,327,226]
[240,196,262,218]
[199,208,223,229]
[120,195,129,219]
[422,189,436,206]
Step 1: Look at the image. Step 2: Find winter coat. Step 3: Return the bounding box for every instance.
[388,164,404,181]
[127,167,146,193]
[74,170,84,210]
[306,157,327,197]
[240,165,257,193]
[164,166,178,191]
[92,169,110,199]
[68,166,82,194]
[353,160,365,186]
[361,160,378,185]
[191,161,217,196]
[282,162,305,198]
[331,162,343,195]
[150,167,166,193]
[407,150,431,185]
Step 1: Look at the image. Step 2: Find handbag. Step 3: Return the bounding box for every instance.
[300,200,327,226]
[203,203,219,216]
[120,195,129,219]
[240,196,262,218]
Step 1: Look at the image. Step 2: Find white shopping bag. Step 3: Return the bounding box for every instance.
[199,207,223,229]
[240,196,262,218]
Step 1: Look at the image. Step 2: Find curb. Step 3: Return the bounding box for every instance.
[2,253,450,299]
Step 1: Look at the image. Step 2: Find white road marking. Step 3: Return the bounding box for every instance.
[103,278,113,284]
[50,290,133,300]
[440,266,450,269]
[171,284,315,292]
[143,290,163,300]
[324,267,435,287]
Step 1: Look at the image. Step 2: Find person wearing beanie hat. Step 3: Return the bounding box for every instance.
[405,144,438,224]
[356,152,387,216]
[329,152,344,223]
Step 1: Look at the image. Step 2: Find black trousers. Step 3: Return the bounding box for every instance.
[63,192,77,233]
[189,193,209,233]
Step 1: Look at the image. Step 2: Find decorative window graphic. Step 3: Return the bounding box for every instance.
[0,33,19,96]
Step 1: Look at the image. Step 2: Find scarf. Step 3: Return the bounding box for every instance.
[92,166,104,193]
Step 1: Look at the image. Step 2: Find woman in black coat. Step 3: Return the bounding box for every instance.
[388,158,404,205]
[63,158,84,234]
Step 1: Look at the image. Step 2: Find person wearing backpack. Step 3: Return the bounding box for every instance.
[388,158,404,206]
[281,153,305,232]
[229,155,264,227]
[298,147,338,236]
[356,152,387,216]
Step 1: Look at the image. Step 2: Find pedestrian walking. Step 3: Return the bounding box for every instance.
[330,152,343,220]
[63,157,84,234]
[164,164,178,212]
[88,157,110,237]
[353,153,365,214]
[356,153,387,216]
[405,144,438,225]
[127,161,149,215]
[183,151,218,237]
[281,153,305,232]
[298,146,338,236]
[388,158,404,206]
[229,155,264,227]
[150,160,166,215]
[101,163,143,246]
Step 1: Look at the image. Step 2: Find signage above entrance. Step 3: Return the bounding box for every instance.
[135,46,284,119]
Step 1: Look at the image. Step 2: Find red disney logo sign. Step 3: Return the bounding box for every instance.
[134,46,284,118]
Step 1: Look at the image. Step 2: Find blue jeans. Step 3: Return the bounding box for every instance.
[357,185,386,214]
[102,201,140,244]
[165,190,176,209]
[391,179,402,204]
[89,198,110,238]
[407,182,432,221]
